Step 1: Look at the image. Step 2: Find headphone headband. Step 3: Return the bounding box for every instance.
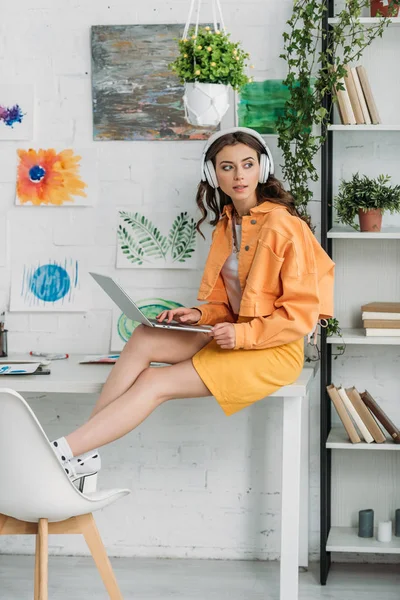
[200,127,275,188]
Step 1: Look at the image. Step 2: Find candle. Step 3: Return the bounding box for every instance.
[377,520,392,543]
[358,509,374,538]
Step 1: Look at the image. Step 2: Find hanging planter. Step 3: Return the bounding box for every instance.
[169,0,252,127]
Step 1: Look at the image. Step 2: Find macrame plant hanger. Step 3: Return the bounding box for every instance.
[182,0,229,126]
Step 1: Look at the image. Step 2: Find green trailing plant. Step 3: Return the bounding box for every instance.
[276,0,400,220]
[118,211,197,265]
[169,27,251,91]
[306,317,346,362]
[334,173,400,229]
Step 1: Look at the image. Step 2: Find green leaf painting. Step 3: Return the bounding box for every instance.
[117,210,197,268]
[111,297,184,351]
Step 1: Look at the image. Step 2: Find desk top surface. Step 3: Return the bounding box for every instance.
[0,354,316,396]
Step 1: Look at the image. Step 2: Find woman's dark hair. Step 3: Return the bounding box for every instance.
[196,131,309,237]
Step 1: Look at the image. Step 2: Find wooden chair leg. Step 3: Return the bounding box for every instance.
[34,533,40,600]
[76,513,123,600]
[38,519,48,600]
[0,513,7,533]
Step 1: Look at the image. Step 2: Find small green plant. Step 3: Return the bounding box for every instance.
[169,27,251,91]
[334,173,400,229]
[306,317,346,362]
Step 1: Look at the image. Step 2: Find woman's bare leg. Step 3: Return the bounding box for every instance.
[66,359,210,457]
[89,325,210,418]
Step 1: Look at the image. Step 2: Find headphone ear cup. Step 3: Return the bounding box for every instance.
[205,160,218,188]
[258,153,269,184]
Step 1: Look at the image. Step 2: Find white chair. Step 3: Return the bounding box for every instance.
[0,388,130,600]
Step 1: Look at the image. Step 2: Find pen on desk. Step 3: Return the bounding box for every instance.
[30,352,69,360]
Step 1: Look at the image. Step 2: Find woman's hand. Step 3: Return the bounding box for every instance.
[156,307,202,325]
[212,322,236,350]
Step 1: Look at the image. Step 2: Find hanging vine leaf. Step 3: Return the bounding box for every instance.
[119,211,169,260]
[117,225,147,265]
[168,212,197,262]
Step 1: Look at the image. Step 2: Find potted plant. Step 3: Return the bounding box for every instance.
[169,26,251,127]
[334,173,400,232]
[370,0,400,18]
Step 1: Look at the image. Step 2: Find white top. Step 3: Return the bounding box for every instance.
[221,223,242,315]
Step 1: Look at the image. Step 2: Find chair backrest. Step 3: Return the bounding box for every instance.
[0,388,90,522]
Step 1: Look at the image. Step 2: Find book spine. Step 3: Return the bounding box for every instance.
[363,319,400,328]
[362,312,400,320]
[344,65,364,124]
[335,78,356,125]
[356,65,381,125]
[326,384,361,444]
[351,66,372,125]
[365,329,400,336]
[360,390,400,444]
[345,386,386,443]
[337,386,374,443]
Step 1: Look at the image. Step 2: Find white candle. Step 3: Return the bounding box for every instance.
[377,520,392,543]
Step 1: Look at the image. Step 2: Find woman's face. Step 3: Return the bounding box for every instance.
[214,143,260,206]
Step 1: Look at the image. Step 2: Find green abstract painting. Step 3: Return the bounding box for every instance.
[237,80,291,134]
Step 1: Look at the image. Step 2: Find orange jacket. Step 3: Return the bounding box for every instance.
[194,201,335,350]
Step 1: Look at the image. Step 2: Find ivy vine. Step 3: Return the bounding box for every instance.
[276,0,399,220]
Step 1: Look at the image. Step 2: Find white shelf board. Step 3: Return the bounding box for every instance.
[328,17,400,26]
[328,226,400,239]
[328,124,400,131]
[327,427,400,450]
[327,526,400,554]
[327,328,400,345]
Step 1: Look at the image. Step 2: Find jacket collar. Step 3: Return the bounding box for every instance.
[221,200,288,220]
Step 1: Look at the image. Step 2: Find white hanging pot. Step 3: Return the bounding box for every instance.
[183,82,230,127]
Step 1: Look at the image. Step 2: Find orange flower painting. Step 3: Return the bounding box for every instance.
[16,148,88,206]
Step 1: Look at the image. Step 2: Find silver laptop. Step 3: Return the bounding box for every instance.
[90,273,212,333]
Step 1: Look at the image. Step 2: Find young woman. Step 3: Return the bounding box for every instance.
[52,127,335,484]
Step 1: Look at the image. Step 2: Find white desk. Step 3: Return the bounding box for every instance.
[0,354,315,600]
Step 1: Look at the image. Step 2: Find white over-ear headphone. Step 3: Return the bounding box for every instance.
[200,127,275,189]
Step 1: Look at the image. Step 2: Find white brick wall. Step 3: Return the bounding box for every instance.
[1,0,399,564]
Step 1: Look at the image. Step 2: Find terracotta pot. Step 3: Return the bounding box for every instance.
[370,0,399,17]
[358,208,383,232]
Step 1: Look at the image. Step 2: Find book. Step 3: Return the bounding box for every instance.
[79,354,120,364]
[365,329,400,336]
[363,319,400,328]
[334,76,356,125]
[345,387,386,443]
[362,301,400,313]
[351,66,371,125]
[360,390,400,444]
[356,65,381,125]
[326,384,361,444]
[344,65,364,124]
[362,312,400,320]
[337,385,374,443]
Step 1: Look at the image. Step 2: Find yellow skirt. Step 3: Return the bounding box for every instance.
[192,337,304,416]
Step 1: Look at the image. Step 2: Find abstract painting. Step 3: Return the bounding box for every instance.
[91,24,217,141]
[111,296,185,351]
[0,85,34,140]
[15,147,97,207]
[116,209,198,269]
[237,80,292,134]
[10,255,87,312]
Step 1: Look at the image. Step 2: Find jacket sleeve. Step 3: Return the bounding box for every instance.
[193,302,236,326]
[233,226,327,350]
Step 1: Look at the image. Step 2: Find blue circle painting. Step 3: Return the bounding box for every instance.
[30,264,71,302]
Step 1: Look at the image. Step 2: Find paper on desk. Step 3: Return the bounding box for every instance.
[0,363,41,375]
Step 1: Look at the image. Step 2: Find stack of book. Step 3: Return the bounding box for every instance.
[327,384,400,444]
[335,64,381,125]
[362,302,400,337]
